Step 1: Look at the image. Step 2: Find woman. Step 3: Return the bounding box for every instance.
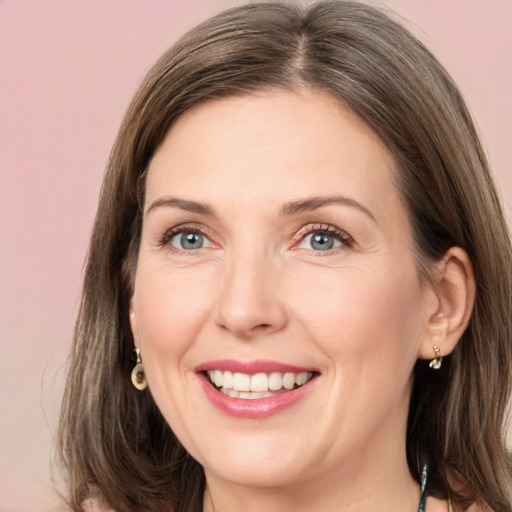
[58,1,512,511]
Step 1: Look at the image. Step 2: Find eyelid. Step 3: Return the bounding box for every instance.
[157,223,217,249]
[155,222,354,253]
[292,223,355,251]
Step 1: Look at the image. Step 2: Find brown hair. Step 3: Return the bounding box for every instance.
[58,1,512,511]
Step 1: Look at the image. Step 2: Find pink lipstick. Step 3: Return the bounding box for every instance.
[196,360,318,419]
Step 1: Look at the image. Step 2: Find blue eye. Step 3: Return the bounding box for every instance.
[299,232,342,251]
[171,231,208,250]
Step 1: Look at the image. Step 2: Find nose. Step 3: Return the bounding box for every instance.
[215,252,288,340]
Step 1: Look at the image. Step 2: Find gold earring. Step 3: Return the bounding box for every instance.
[429,344,443,370]
[131,348,148,390]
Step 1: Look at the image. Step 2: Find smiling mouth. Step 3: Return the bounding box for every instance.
[206,370,315,399]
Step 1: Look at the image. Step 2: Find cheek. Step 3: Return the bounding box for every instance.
[290,263,425,365]
[133,263,218,360]
[131,264,219,432]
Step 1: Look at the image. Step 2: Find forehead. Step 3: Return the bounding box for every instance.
[145,89,404,226]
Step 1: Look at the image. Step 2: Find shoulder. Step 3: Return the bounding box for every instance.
[427,497,493,512]
[464,505,494,512]
[459,503,494,512]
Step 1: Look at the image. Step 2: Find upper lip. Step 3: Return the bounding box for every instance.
[195,359,316,374]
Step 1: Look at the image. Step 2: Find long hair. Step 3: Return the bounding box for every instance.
[58,1,512,511]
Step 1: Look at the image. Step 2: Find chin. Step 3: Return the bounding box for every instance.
[187,431,312,488]
[204,454,307,489]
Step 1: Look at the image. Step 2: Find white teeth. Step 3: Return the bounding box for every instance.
[213,370,223,387]
[223,371,233,389]
[250,373,269,392]
[296,372,308,386]
[221,389,277,399]
[207,370,313,394]
[268,372,283,390]
[283,372,295,390]
[233,372,250,392]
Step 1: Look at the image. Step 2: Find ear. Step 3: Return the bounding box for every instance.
[418,247,475,360]
[129,297,140,349]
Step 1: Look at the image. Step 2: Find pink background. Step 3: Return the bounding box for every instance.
[1,1,510,510]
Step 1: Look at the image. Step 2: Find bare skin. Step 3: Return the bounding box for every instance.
[130,89,474,512]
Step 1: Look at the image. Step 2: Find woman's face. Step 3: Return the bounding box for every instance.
[130,89,437,490]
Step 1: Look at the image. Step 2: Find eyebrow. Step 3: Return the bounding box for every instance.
[145,194,376,223]
[280,196,377,223]
[145,197,217,216]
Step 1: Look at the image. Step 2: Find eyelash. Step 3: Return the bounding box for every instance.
[157,223,354,254]
[293,223,355,254]
[157,223,215,253]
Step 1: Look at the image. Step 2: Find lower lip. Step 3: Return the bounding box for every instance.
[198,374,316,419]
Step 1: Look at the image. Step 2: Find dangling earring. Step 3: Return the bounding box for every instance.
[131,348,148,390]
[429,344,443,370]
